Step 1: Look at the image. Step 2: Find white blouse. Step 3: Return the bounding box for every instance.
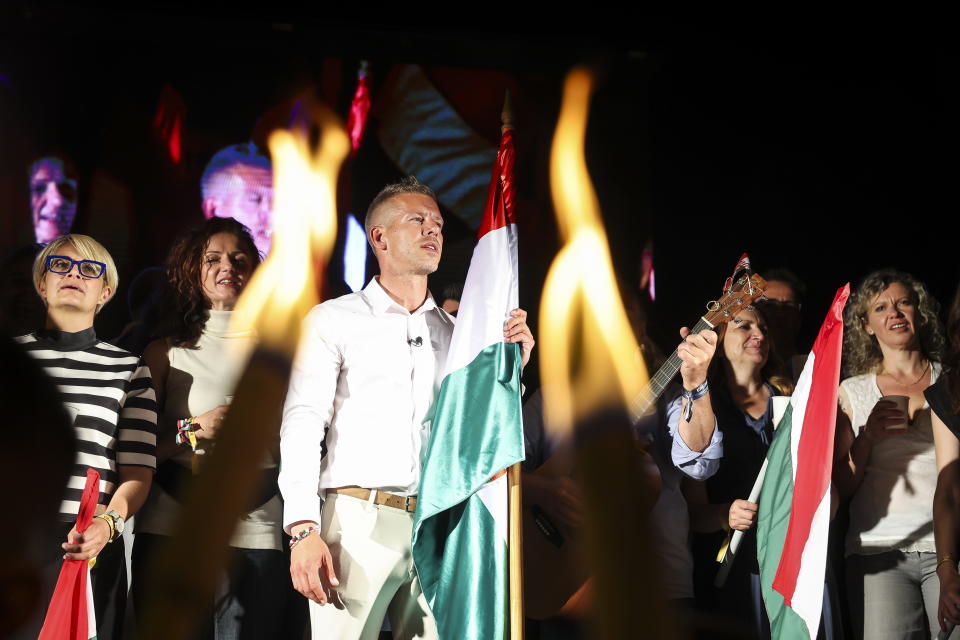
[839,363,941,556]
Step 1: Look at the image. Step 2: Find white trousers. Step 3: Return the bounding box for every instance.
[309,492,439,640]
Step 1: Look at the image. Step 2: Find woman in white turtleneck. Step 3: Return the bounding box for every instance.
[134,217,299,639]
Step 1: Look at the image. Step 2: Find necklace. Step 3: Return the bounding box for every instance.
[882,360,930,387]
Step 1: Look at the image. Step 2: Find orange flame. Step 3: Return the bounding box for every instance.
[540,68,648,434]
[231,105,350,350]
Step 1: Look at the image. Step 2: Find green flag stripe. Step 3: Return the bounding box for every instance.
[415,493,509,638]
[414,342,524,520]
[412,341,524,639]
[757,403,811,639]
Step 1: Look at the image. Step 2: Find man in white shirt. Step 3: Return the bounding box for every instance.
[280,176,534,639]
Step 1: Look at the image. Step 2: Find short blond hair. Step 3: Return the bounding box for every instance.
[33,234,118,313]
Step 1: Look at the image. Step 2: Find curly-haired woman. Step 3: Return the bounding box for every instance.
[133,217,295,638]
[833,269,949,640]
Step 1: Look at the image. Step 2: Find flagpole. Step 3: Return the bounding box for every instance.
[715,459,768,586]
[501,88,525,640]
[508,462,525,639]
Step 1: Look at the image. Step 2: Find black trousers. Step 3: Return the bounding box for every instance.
[132,532,307,640]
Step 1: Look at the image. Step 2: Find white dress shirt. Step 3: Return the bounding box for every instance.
[279,277,454,532]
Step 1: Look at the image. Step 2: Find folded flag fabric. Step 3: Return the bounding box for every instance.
[412,126,524,639]
[757,284,849,639]
[39,467,100,640]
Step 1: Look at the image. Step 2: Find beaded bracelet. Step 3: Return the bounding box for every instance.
[681,380,710,422]
[289,526,319,550]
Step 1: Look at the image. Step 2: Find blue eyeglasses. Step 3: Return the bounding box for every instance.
[45,255,107,279]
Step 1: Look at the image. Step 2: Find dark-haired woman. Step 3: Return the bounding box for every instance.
[133,217,290,638]
[926,284,960,635]
[833,269,949,640]
[685,305,792,637]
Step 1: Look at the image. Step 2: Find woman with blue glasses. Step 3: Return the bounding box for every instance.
[16,234,157,640]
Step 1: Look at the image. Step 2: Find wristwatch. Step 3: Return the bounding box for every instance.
[97,510,125,542]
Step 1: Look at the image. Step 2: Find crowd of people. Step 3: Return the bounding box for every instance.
[2,140,959,640]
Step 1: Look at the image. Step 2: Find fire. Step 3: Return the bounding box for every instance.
[231,105,350,350]
[540,68,648,434]
[141,104,350,640]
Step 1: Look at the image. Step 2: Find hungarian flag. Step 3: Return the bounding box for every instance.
[40,468,100,640]
[757,284,850,638]
[411,127,524,639]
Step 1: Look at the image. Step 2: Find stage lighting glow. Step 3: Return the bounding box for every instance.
[343,213,367,292]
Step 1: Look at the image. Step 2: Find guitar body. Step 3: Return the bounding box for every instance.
[522,442,661,620]
[522,448,589,620]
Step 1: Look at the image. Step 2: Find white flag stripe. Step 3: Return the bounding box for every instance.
[86,565,98,637]
[788,352,815,483]
[477,474,509,544]
[443,224,519,378]
[794,488,831,637]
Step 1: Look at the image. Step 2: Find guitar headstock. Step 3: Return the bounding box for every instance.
[703,273,768,328]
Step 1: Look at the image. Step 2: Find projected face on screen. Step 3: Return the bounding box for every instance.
[201,144,274,256]
[29,157,79,245]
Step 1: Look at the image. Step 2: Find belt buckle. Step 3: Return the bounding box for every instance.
[404,496,413,512]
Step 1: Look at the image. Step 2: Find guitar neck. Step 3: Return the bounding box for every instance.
[630,316,715,421]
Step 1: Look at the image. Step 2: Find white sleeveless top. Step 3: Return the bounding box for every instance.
[136,310,282,550]
[839,363,940,556]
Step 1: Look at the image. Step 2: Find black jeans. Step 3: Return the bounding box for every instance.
[132,532,306,639]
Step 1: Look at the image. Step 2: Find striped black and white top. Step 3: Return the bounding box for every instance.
[17,328,158,520]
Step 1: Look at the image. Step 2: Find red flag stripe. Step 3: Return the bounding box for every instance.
[346,71,371,155]
[477,129,516,240]
[772,284,850,604]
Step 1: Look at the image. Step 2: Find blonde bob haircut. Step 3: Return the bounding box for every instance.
[33,234,118,313]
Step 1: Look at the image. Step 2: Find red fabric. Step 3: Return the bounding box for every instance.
[772,284,850,604]
[346,72,371,155]
[39,468,100,640]
[152,84,185,164]
[477,128,516,240]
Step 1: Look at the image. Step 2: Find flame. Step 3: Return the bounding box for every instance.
[231,105,350,351]
[540,68,648,434]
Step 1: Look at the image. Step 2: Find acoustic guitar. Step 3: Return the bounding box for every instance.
[523,271,768,620]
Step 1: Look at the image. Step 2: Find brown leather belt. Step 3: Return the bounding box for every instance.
[328,487,417,513]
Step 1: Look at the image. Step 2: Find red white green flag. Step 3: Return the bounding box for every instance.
[757,284,849,639]
[411,126,523,640]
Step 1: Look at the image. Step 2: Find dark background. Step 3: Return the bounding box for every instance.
[2,9,956,387]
